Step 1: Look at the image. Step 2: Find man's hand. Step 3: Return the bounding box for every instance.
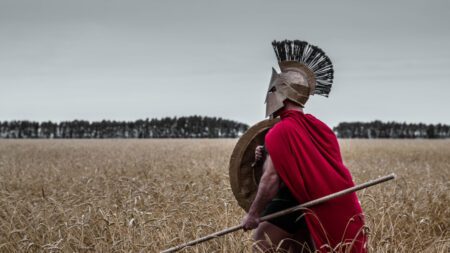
[255,145,264,161]
[242,212,260,231]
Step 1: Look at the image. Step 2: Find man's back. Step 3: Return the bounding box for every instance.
[265,110,366,252]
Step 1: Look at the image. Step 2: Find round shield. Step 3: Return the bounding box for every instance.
[229,118,280,212]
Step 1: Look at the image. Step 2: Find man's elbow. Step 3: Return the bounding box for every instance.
[266,172,280,187]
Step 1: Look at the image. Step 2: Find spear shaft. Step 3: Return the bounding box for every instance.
[161,173,396,253]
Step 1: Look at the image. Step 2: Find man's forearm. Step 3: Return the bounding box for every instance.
[241,155,281,230]
[248,176,280,216]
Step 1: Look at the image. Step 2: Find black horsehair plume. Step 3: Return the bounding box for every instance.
[272,40,334,97]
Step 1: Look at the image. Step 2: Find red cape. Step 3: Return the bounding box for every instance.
[265,110,366,252]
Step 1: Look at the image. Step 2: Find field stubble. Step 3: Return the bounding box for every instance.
[0,139,448,252]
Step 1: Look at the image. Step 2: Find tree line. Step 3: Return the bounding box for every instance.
[333,121,450,139]
[2,118,448,139]
[0,116,249,139]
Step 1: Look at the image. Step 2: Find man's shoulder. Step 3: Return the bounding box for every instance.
[304,113,335,135]
[267,113,334,139]
[266,119,293,140]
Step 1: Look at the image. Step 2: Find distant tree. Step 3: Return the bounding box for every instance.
[0,116,249,139]
[334,121,449,139]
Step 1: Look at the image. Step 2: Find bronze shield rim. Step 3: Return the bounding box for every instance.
[229,118,280,212]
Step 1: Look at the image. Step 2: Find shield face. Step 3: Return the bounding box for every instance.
[229,118,280,212]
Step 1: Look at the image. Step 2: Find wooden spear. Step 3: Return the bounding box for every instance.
[160,173,396,253]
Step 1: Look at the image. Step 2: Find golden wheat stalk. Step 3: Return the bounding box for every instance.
[161,174,396,253]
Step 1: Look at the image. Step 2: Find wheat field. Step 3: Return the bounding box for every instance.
[0,139,448,252]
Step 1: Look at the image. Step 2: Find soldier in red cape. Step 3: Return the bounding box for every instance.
[242,40,366,252]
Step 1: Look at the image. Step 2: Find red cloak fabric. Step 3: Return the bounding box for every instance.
[265,110,366,252]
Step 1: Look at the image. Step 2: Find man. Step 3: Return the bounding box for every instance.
[242,40,366,252]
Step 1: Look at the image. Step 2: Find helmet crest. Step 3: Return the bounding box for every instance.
[272,40,334,97]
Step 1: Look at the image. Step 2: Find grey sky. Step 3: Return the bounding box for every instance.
[1,0,449,127]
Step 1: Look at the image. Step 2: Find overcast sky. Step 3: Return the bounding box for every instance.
[1,0,449,127]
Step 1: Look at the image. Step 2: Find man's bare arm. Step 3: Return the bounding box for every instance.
[242,154,281,230]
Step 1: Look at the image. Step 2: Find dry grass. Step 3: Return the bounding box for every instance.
[0,139,448,252]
